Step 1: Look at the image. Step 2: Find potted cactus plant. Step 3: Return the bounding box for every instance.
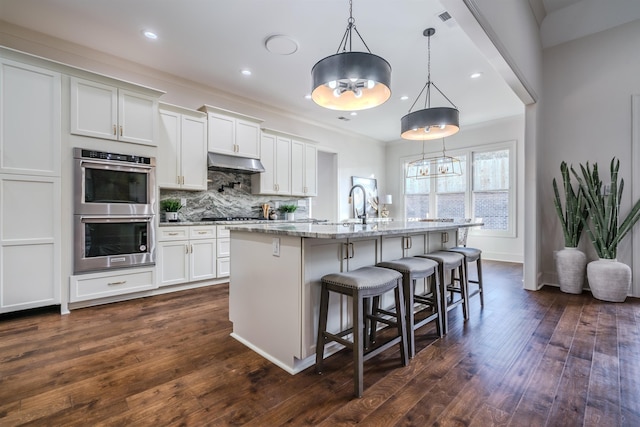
[571,158,640,302]
[552,161,588,294]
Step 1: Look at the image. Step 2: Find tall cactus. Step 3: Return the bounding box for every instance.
[552,161,587,247]
[571,158,640,259]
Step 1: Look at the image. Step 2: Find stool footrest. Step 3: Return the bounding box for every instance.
[323,330,354,348]
[363,336,404,363]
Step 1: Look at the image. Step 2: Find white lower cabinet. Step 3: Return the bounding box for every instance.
[157,225,217,286]
[69,267,156,303]
[216,227,230,278]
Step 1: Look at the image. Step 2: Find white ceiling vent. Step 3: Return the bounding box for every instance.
[437,10,456,28]
[438,11,452,22]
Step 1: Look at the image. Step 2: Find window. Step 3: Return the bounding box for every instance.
[403,141,515,236]
[436,155,466,219]
[473,149,510,230]
[404,166,429,220]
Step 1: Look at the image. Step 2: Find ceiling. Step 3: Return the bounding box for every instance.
[0,0,528,142]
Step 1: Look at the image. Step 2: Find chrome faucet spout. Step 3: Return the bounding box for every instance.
[348,184,368,225]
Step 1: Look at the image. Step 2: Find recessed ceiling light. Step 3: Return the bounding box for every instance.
[241,69,252,76]
[350,112,357,116]
[470,72,483,79]
[304,94,312,100]
[400,95,409,101]
[142,30,158,40]
[265,35,299,55]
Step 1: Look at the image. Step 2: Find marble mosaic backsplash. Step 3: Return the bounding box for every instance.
[159,170,309,222]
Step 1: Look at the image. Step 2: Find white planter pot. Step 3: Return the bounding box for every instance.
[587,258,631,302]
[286,212,295,221]
[165,211,178,222]
[555,247,586,294]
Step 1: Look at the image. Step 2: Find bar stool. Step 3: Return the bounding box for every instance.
[375,257,442,358]
[416,251,468,334]
[448,221,484,307]
[316,266,409,398]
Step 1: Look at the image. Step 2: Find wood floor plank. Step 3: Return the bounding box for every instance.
[2,262,640,426]
[584,305,621,426]
[616,304,640,426]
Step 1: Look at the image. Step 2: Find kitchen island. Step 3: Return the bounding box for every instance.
[226,220,475,374]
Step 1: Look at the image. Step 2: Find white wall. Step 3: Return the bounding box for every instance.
[539,19,640,296]
[386,115,525,262]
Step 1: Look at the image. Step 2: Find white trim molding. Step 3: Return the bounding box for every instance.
[632,95,640,297]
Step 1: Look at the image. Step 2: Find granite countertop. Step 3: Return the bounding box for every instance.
[224,220,476,239]
[158,218,323,227]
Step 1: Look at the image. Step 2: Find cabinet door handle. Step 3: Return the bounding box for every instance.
[407,236,413,249]
[197,231,207,234]
[113,124,117,136]
[342,242,349,260]
[108,280,126,286]
[349,242,355,259]
[119,125,123,136]
[168,232,179,236]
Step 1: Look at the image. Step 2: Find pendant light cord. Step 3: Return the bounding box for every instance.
[336,0,372,54]
[407,28,458,113]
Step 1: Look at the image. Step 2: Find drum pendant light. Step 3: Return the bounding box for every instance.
[311,0,391,111]
[401,28,459,140]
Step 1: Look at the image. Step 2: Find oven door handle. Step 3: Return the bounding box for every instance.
[79,159,154,172]
[79,216,153,223]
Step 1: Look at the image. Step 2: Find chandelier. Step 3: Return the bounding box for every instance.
[406,138,462,179]
[311,0,391,111]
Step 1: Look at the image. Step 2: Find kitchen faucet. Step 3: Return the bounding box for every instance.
[348,184,367,225]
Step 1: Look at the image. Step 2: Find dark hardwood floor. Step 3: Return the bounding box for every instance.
[1,261,639,426]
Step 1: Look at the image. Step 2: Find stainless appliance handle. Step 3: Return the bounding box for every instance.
[79,216,153,223]
[79,159,154,172]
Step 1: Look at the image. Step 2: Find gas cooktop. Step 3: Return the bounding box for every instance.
[200,216,263,222]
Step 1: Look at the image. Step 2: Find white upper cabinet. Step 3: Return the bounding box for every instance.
[70,77,158,146]
[0,58,61,176]
[158,104,207,191]
[199,105,262,159]
[252,132,291,195]
[291,140,317,197]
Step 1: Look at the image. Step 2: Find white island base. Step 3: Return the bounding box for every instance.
[228,222,463,374]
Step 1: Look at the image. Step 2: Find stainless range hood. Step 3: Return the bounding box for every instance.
[207,152,265,173]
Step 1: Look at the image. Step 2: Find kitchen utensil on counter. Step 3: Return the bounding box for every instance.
[262,204,270,219]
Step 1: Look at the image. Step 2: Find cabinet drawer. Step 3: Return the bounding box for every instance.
[190,226,216,239]
[217,257,230,278]
[217,237,230,257]
[158,226,189,241]
[217,226,230,238]
[70,268,156,302]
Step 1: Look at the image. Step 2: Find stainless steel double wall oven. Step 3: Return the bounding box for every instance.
[73,148,156,273]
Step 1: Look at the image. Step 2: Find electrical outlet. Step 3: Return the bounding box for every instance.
[180,198,187,207]
[272,238,280,257]
[603,184,611,196]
